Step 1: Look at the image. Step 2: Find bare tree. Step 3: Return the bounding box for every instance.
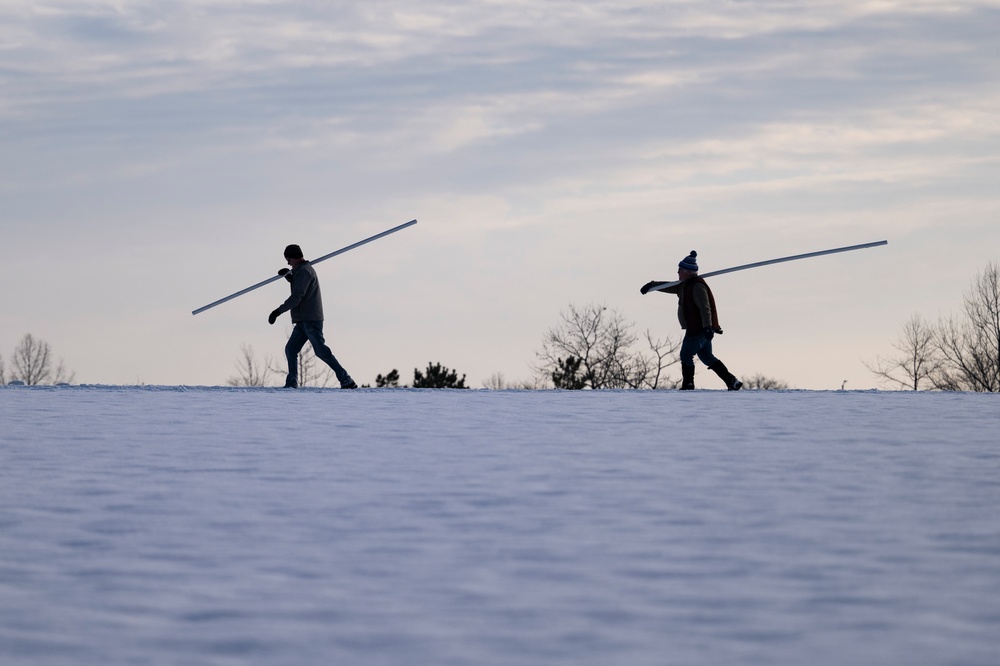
[933,262,1000,392]
[865,314,939,390]
[536,303,679,389]
[227,344,275,387]
[9,334,75,385]
[539,304,630,389]
[11,334,50,385]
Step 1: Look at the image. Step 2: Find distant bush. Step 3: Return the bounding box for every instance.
[741,374,790,390]
[413,362,467,389]
[482,372,542,390]
[376,369,402,388]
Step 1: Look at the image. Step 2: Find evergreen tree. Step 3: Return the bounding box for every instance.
[376,369,402,387]
[551,356,587,389]
[413,362,467,389]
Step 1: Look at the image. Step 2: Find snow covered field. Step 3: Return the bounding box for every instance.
[2,386,999,666]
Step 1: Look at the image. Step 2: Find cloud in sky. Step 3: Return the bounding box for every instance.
[2,0,999,388]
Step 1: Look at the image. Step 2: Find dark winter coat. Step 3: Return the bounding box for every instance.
[664,276,720,331]
[277,261,324,322]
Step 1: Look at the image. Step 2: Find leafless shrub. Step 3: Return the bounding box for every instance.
[741,374,791,390]
[536,303,680,389]
[227,344,275,387]
[482,372,543,390]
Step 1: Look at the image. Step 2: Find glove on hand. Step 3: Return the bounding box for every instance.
[268,309,281,325]
[278,268,292,283]
[702,326,715,340]
[640,281,657,295]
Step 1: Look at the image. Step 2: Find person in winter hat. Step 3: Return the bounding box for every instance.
[641,251,742,391]
[268,244,358,389]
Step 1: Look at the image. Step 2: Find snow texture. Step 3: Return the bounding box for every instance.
[2,386,999,665]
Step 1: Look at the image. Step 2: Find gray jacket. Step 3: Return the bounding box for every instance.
[277,262,324,322]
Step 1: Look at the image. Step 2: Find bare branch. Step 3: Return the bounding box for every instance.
[228,344,275,387]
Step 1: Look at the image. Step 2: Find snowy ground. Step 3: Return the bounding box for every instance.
[2,386,999,666]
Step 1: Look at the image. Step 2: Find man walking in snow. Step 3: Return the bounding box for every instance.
[642,251,742,391]
[268,244,358,389]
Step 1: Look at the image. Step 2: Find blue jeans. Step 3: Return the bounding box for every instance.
[680,330,719,368]
[285,321,352,387]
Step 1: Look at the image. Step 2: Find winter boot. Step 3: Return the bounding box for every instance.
[680,363,696,390]
[708,361,743,391]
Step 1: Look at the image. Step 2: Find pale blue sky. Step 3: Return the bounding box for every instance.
[3,1,999,388]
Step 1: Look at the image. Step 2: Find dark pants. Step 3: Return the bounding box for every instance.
[285,321,352,388]
[680,330,720,368]
[680,329,741,390]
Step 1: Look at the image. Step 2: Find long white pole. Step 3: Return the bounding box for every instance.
[644,239,887,293]
[192,219,418,315]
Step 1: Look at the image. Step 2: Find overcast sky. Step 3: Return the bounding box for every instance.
[3,0,999,389]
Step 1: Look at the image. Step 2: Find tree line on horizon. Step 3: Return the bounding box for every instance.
[227,303,789,390]
[10,261,994,391]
